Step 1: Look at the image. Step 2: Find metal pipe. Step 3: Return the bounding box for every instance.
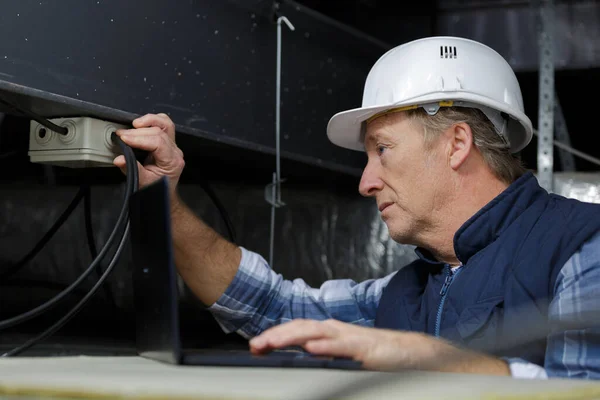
[268,15,294,268]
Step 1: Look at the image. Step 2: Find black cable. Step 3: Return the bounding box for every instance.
[1,223,131,357]
[0,279,89,298]
[199,180,237,244]
[0,97,68,135]
[0,138,135,331]
[0,187,87,281]
[1,184,117,308]
[0,150,18,160]
[83,185,98,260]
[116,133,139,191]
[83,184,117,309]
[1,137,138,356]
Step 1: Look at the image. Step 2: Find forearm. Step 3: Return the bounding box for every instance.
[170,194,241,305]
[433,347,510,376]
[411,334,510,376]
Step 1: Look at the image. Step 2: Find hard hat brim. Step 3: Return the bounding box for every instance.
[327,104,396,152]
[327,94,533,154]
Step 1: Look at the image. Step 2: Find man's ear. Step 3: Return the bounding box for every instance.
[447,122,473,170]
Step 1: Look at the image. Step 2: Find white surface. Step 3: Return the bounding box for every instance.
[508,359,549,380]
[0,356,599,400]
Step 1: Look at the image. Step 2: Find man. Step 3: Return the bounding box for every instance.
[114,36,600,379]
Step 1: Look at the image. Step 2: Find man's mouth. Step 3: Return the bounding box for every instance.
[378,202,393,212]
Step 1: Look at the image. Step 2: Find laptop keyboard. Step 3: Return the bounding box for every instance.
[181,347,363,369]
[187,348,326,358]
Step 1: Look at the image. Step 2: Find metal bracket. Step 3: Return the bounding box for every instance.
[537,0,555,192]
[264,173,287,207]
[266,14,294,268]
[553,91,576,171]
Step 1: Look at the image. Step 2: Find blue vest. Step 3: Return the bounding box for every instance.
[374,172,600,365]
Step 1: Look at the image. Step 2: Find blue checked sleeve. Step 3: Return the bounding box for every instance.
[544,230,600,379]
[207,247,396,339]
[504,230,600,379]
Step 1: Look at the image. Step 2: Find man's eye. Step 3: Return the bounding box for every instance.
[376,145,386,155]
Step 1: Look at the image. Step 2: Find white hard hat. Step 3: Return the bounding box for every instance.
[327,36,533,153]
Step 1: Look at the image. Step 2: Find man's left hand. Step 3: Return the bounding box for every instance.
[249,319,510,375]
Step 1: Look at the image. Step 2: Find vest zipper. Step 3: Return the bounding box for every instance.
[434,264,462,337]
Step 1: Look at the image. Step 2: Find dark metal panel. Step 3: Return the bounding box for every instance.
[437,0,600,72]
[0,0,390,176]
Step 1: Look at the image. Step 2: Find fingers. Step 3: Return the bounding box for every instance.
[304,338,355,359]
[132,113,176,140]
[112,112,184,190]
[113,154,141,173]
[250,319,420,371]
[115,127,178,162]
[116,126,179,161]
[113,154,147,186]
[249,319,339,354]
[113,155,126,168]
[116,127,162,137]
[113,155,127,177]
[303,320,363,358]
[117,133,176,166]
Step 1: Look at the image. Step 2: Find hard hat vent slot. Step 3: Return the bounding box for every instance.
[440,46,457,59]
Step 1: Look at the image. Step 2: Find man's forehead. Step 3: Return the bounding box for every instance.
[362,112,408,143]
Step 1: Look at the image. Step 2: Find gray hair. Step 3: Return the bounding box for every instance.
[405,107,527,184]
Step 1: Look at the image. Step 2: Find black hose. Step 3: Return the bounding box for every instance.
[0,98,68,135]
[84,184,117,309]
[0,139,134,331]
[0,187,87,281]
[1,137,138,356]
[199,180,237,244]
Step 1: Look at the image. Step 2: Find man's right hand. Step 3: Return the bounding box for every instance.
[113,113,185,196]
[113,112,242,306]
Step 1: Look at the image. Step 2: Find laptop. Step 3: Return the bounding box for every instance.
[128,177,363,370]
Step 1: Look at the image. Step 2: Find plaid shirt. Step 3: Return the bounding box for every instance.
[208,231,600,379]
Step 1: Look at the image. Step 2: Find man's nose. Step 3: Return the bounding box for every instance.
[359,163,383,197]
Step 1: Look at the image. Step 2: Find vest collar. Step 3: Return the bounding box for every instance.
[414,172,547,265]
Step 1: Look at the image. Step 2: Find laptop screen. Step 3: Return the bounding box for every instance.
[129,177,182,364]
